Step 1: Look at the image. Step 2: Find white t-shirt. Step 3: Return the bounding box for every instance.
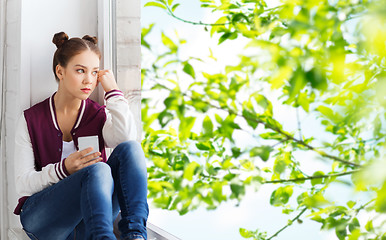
[61,141,77,161]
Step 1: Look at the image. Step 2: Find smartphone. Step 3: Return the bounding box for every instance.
[78,135,99,157]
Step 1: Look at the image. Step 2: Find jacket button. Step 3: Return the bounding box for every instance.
[73,132,76,135]
[59,148,61,152]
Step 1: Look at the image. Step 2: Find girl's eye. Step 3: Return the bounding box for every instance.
[92,71,98,75]
[77,69,84,73]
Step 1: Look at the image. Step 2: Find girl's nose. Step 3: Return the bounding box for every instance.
[83,73,94,84]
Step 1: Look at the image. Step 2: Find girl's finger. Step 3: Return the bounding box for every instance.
[81,152,101,163]
[82,158,103,168]
[70,147,93,159]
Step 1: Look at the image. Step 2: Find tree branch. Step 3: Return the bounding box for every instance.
[267,207,308,240]
[263,170,359,184]
[150,81,362,168]
[163,4,281,27]
[165,4,230,26]
[199,169,358,185]
[296,107,303,141]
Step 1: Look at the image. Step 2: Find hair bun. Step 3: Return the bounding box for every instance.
[82,35,98,45]
[52,32,69,48]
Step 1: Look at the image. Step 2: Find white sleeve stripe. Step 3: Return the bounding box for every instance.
[58,160,67,179]
[105,93,124,101]
[55,162,65,180]
[105,90,124,100]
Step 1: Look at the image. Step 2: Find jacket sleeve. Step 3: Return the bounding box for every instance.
[14,115,68,196]
[102,90,137,148]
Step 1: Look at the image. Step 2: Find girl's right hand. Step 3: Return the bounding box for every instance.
[64,147,102,175]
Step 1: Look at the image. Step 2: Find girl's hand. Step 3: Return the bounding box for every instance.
[97,69,119,92]
[64,147,102,175]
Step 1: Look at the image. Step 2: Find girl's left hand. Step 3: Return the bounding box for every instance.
[97,69,119,92]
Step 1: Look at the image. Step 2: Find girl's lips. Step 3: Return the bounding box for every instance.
[81,88,91,94]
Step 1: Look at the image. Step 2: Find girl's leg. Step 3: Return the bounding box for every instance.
[107,141,149,240]
[21,162,116,240]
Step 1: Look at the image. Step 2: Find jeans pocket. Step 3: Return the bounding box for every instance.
[23,228,39,240]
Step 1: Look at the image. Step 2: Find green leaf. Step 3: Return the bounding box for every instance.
[260,132,286,141]
[171,3,180,12]
[242,109,259,129]
[249,145,272,161]
[305,68,327,91]
[365,220,373,231]
[231,147,242,159]
[203,116,214,135]
[297,192,309,205]
[270,186,294,206]
[336,227,347,240]
[144,2,167,9]
[164,96,177,108]
[311,171,325,186]
[231,13,250,24]
[273,152,291,174]
[196,141,213,151]
[347,200,356,209]
[317,106,335,120]
[375,182,386,212]
[288,68,307,103]
[219,32,238,44]
[161,32,178,52]
[348,218,360,232]
[183,161,200,181]
[183,62,196,78]
[239,228,254,238]
[158,111,174,127]
[179,116,196,140]
[153,195,172,209]
[212,181,226,202]
[141,24,155,49]
[230,183,245,199]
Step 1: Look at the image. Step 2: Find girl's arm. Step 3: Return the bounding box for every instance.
[102,90,137,148]
[98,70,137,148]
[14,115,68,196]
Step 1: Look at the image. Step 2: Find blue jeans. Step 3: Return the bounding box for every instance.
[20,141,149,240]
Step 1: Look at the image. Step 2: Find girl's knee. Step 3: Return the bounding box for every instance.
[116,140,142,152]
[86,162,112,179]
[114,141,146,171]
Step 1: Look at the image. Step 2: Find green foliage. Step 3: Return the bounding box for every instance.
[142,0,386,239]
[240,228,267,240]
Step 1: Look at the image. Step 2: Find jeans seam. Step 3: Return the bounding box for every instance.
[84,167,95,232]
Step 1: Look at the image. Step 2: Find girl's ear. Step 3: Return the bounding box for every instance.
[56,65,64,80]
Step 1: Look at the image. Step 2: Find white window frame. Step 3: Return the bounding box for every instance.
[96,0,116,105]
[0,0,8,238]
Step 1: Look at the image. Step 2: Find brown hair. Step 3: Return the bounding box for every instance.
[52,32,101,81]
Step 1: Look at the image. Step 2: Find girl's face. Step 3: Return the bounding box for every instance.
[56,50,100,100]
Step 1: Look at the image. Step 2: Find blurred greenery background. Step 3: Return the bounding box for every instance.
[140,0,386,239]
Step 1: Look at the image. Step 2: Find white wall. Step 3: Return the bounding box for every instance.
[116,0,142,140]
[2,0,100,238]
[2,0,23,238]
[21,0,99,106]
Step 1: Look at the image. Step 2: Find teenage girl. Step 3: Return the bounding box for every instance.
[13,32,148,240]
